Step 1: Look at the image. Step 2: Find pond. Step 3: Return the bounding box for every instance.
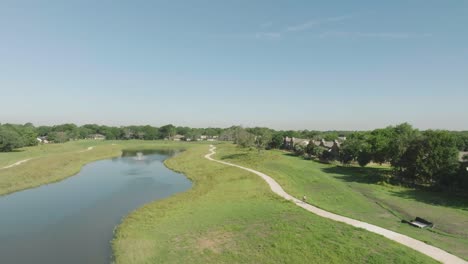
[0,150,192,264]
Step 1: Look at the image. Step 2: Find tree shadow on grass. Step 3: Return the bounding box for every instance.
[282,153,299,158]
[321,166,387,185]
[5,149,25,153]
[388,189,468,211]
[322,165,468,210]
[219,153,249,160]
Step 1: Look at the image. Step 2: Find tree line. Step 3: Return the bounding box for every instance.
[0,123,222,151]
[1,122,467,191]
[235,123,467,191]
[0,123,353,152]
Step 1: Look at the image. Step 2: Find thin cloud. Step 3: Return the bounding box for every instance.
[319,31,433,39]
[260,21,273,29]
[286,15,352,32]
[255,32,281,39]
[255,15,352,39]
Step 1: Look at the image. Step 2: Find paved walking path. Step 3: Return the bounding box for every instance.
[205,145,466,264]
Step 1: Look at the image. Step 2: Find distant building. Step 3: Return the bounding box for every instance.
[37,136,49,144]
[172,134,185,141]
[283,137,309,150]
[87,134,106,140]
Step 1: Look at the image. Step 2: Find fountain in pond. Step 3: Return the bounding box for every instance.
[135,152,145,160]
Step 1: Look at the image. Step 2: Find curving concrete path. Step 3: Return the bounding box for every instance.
[205,145,466,264]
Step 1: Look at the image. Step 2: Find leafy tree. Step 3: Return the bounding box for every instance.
[339,138,361,164]
[233,127,255,147]
[0,127,23,152]
[294,144,306,156]
[323,132,339,141]
[253,128,272,152]
[48,131,69,143]
[268,132,284,149]
[357,145,372,167]
[400,130,459,186]
[388,123,420,171]
[306,143,326,159]
[142,125,159,140]
[368,128,392,164]
[160,124,176,139]
[20,126,38,146]
[176,126,190,136]
[36,126,53,136]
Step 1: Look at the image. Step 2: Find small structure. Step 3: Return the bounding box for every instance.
[87,134,106,140]
[404,217,434,229]
[36,136,49,144]
[172,135,185,141]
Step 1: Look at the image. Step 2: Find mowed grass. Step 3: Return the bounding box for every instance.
[215,143,468,260]
[0,140,196,196]
[112,144,437,264]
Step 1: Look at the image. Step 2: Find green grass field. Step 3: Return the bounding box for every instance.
[215,143,468,260]
[0,140,444,263]
[112,143,436,263]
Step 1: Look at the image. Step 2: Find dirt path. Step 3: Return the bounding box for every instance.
[205,145,466,264]
[78,146,95,153]
[0,159,33,170]
[1,146,96,170]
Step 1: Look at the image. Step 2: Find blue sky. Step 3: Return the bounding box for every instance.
[1,1,467,130]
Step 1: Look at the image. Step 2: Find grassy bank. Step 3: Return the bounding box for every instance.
[215,144,468,260]
[112,143,436,263]
[0,140,193,196]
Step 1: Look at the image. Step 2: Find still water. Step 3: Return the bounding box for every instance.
[0,150,192,264]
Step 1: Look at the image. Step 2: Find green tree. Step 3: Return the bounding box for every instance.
[160,124,176,139]
[233,127,255,147]
[142,125,159,140]
[388,123,420,172]
[0,127,23,152]
[339,138,361,165]
[323,132,339,141]
[400,130,459,186]
[253,128,272,152]
[368,128,392,164]
[48,131,69,143]
[20,126,38,146]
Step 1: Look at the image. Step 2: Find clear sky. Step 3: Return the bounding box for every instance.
[1,1,467,130]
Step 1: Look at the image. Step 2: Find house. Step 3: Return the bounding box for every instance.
[283,137,309,150]
[460,152,468,172]
[87,134,106,140]
[172,134,185,141]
